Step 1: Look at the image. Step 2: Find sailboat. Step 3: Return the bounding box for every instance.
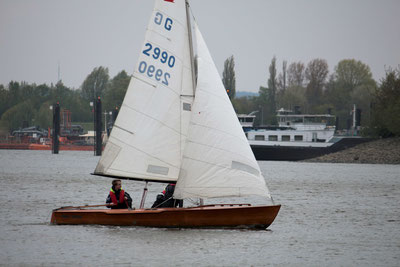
[51,0,280,229]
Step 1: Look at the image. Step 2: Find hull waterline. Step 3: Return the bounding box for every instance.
[51,204,281,229]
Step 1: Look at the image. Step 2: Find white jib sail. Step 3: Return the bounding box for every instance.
[94,0,194,182]
[173,22,271,199]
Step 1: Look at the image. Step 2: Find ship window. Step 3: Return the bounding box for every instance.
[282,135,290,141]
[268,135,278,141]
[294,135,303,141]
[255,135,265,141]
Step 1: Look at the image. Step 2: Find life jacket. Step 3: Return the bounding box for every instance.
[110,188,125,205]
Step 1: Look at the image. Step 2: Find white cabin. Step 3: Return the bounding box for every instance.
[246,109,336,147]
[237,113,256,128]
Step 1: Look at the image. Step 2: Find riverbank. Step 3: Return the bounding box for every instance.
[305,137,400,164]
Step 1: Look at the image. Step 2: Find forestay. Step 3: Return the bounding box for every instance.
[94,0,194,182]
[173,23,271,199]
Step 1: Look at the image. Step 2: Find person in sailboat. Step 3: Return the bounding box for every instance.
[106,179,133,209]
[151,183,183,208]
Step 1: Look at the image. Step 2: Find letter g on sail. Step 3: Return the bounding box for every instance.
[154,11,173,31]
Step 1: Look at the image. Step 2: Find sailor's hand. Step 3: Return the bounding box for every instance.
[124,197,128,200]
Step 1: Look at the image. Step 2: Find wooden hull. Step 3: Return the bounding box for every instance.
[51,204,281,229]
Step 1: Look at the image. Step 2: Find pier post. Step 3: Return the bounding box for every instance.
[52,102,60,154]
[95,97,102,156]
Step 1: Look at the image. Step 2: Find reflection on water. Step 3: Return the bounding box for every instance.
[0,150,399,266]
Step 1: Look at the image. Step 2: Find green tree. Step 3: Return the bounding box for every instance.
[34,102,53,129]
[278,85,307,112]
[81,66,109,100]
[334,59,374,90]
[371,68,400,136]
[325,59,376,128]
[1,100,36,131]
[8,81,21,107]
[103,70,131,111]
[222,55,236,99]
[0,84,10,117]
[232,96,259,115]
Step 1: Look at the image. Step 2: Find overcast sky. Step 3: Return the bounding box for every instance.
[0,0,399,92]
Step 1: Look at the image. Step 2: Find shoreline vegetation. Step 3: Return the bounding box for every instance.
[304,137,400,165]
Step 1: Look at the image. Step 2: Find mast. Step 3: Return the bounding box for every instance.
[185,0,196,96]
[186,0,202,205]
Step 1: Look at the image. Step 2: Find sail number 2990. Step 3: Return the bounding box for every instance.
[138,61,170,86]
[142,43,175,68]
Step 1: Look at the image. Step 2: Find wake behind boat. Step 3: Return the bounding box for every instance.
[51,0,280,229]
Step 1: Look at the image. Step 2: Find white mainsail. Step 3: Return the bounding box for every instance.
[94,0,194,182]
[173,23,271,199]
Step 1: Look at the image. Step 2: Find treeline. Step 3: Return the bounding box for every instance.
[227,57,399,136]
[0,67,130,133]
[1,59,399,137]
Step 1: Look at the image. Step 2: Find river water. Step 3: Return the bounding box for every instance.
[0,150,399,266]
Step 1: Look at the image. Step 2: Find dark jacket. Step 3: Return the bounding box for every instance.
[151,184,183,208]
[106,187,132,209]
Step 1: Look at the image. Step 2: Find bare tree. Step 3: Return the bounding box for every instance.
[287,62,305,87]
[305,59,329,109]
[277,60,287,92]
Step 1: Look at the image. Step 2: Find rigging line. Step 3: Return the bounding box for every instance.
[152,197,173,209]
[109,135,181,170]
[188,1,197,22]
[121,103,187,137]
